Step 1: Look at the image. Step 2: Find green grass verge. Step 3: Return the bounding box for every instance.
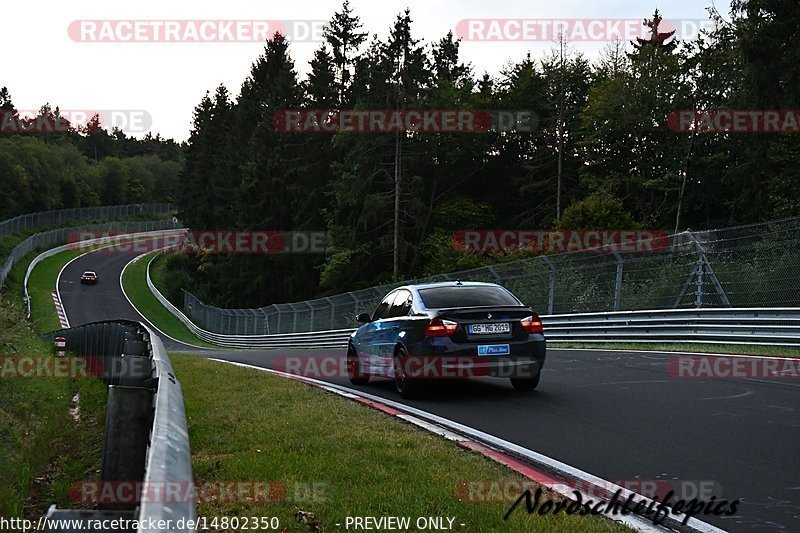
[173,354,629,532]
[25,250,84,333]
[149,253,174,304]
[553,342,799,358]
[0,298,106,521]
[11,245,113,335]
[122,253,218,348]
[2,246,77,334]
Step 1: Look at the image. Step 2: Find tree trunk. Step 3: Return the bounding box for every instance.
[674,128,696,234]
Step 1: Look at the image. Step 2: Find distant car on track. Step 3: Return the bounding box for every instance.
[80,271,98,284]
[347,281,546,398]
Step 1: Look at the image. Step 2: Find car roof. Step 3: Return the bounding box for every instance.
[400,281,500,291]
[83,271,96,274]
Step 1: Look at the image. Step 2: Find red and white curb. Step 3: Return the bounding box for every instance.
[51,291,69,328]
[207,358,724,533]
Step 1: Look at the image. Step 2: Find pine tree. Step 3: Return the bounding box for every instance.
[431,31,471,87]
[324,0,367,104]
[307,45,338,107]
[0,86,13,109]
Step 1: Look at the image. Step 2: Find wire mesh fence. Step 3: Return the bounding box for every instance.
[0,219,183,293]
[0,203,176,238]
[181,217,800,335]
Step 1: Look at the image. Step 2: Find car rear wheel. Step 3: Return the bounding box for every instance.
[393,347,419,399]
[347,345,370,385]
[510,372,541,391]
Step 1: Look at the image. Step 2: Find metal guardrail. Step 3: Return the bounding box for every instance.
[542,307,800,346]
[1,219,182,298]
[23,228,186,319]
[41,321,195,533]
[145,250,353,348]
[146,251,800,348]
[136,323,195,531]
[0,203,176,238]
[180,216,800,334]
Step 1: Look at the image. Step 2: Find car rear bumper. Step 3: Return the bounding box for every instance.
[393,335,545,380]
[397,353,542,380]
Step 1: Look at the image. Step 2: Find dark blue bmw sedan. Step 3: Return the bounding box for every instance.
[346,281,546,398]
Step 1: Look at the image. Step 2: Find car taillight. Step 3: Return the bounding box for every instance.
[520,315,543,334]
[425,317,458,337]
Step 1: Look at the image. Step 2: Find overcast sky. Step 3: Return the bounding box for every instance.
[4,0,730,141]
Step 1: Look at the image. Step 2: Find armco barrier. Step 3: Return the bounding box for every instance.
[41,321,195,533]
[23,227,187,319]
[179,217,800,333]
[144,252,800,348]
[542,307,800,345]
[145,250,352,348]
[2,219,182,297]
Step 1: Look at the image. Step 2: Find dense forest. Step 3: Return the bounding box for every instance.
[172,0,800,307]
[175,0,800,306]
[0,92,183,218]
[5,1,797,308]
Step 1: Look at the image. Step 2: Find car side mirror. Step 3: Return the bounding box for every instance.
[356,313,372,323]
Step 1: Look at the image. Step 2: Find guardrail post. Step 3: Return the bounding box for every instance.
[695,255,704,308]
[100,386,152,510]
[541,256,556,315]
[612,252,624,312]
[325,297,335,330]
[54,336,66,357]
[289,303,298,333]
[676,230,730,308]
[350,293,360,325]
[266,307,276,335]
[248,309,257,335]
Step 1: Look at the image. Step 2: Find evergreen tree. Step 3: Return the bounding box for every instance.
[306,45,338,107]
[324,0,368,104]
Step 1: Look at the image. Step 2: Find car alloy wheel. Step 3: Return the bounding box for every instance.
[347,345,369,385]
[393,346,419,399]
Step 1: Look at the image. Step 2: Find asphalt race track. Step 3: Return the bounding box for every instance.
[58,247,800,532]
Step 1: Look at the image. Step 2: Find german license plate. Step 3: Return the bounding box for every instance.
[469,323,510,334]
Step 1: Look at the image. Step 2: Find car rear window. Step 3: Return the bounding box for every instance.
[418,286,521,308]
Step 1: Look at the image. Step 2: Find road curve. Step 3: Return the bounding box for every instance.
[58,249,202,352]
[58,247,800,532]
